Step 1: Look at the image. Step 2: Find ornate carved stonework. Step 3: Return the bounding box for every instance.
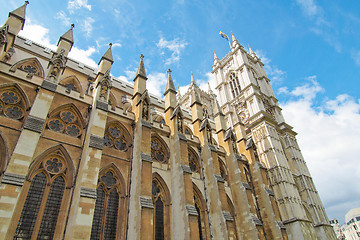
[98,70,112,101]
[235,100,249,124]
[262,98,275,119]
[48,49,66,81]
[0,24,8,49]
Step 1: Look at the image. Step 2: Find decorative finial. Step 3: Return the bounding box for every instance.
[167,68,171,73]
[71,23,75,29]
[25,1,29,5]
[140,54,144,60]
[109,43,112,48]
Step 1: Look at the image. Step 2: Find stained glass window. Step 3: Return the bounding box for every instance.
[151,137,168,164]
[195,203,203,240]
[47,108,83,138]
[0,88,26,121]
[229,72,241,98]
[188,149,200,173]
[152,180,165,240]
[90,170,121,240]
[104,125,128,151]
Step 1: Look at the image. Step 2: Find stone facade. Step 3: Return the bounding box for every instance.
[0,3,335,240]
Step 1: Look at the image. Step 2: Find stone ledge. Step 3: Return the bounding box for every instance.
[41,80,57,92]
[214,174,225,183]
[186,204,198,216]
[223,211,234,221]
[178,133,187,141]
[181,165,192,174]
[80,187,97,199]
[265,188,275,196]
[89,135,104,150]
[24,115,45,133]
[140,196,154,209]
[252,215,263,226]
[242,182,251,190]
[141,153,152,163]
[141,119,152,129]
[277,220,286,229]
[208,144,217,152]
[96,100,108,111]
[1,173,25,186]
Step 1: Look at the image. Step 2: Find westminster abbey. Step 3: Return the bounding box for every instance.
[0,2,336,240]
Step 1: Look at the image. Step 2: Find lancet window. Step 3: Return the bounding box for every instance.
[229,72,241,98]
[90,167,123,240]
[151,136,169,164]
[219,158,229,181]
[104,123,129,151]
[46,105,84,138]
[193,185,208,240]
[13,146,73,240]
[188,148,200,173]
[0,86,28,121]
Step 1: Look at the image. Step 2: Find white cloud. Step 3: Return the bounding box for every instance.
[296,0,319,18]
[351,50,360,66]
[279,77,360,222]
[157,37,188,65]
[255,50,287,84]
[147,72,167,97]
[179,72,216,96]
[112,43,122,48]
[68,0,92,12]
[55,11,71,26]
[82,17,95,37]
[19,19,98,69]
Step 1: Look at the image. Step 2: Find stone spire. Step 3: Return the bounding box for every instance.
[98,43,113,74]
[58,24,74,49]
[214,50,219,60]
[231,32,241,49]
[135,54,147,80]
[207,82,212,93]
[98,43,113,64]
[8,1,29,29]
[190,72,195,85]
[164,68,176,95]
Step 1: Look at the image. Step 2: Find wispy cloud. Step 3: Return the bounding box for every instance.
[255,50,287,84]
[55,11,71,26]
[351,50,360,66]
[157,37,188,65]
[82,17,95,37]
[279,77,360,222]
[67,0,92,12]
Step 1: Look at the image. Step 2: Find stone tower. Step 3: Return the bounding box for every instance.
[212,33,335,239]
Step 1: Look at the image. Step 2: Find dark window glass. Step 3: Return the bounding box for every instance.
[90,185,105,240]
[195,203,203,240]
[38,176,65,239]
[14,173,47,239]
[154,198,164,240]
[104,189,119,239]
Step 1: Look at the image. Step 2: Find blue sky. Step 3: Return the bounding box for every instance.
[1,0,360,224]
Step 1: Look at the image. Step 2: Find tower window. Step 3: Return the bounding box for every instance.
[229,73,241,98]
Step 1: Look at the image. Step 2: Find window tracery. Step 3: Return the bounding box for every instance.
[0,87,27,121]
[229,72,241,98]
[46,105,84,138]
[188,148,200,173]
[90,168,122,240]
[14,147,72,239]
[104,124,129,151]
[152,180,165,240]
[12,58,44,78]
[151,136,169,164]
[219,158,229,181]
[193,185,207,240]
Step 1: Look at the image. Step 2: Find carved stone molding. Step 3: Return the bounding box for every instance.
[141,119,152,129]
[89,135,104,150]
[265,188,275,196]
[186,204,198,216]
[141,153,152,163]
[140,196,154,209]
[41,80,57,92]
[1,173,25,186]
[96,100,108,111]
[214,174,225,183]
[24,115,45,133]
[80,187,97,199]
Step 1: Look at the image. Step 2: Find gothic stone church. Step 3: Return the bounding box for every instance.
[0,2,336,240]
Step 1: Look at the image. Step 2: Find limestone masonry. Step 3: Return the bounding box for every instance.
[0,2,336,240]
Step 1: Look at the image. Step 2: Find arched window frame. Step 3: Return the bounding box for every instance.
[90,163,126,240]
[11,145,74,240]
[46,103,85,138]
[226,195,239,240]
[193,183,210,240]
[218,158,229,182]
[0,83,30,122]
[188,147,201,174]
[0,133,8,177]
[103,121,131,152]
[58,75,84,98]
[228,72,241,98]
[9,57,44,79]
[151,134,170,164]
[108,91,117,111]
[152,173,171,240]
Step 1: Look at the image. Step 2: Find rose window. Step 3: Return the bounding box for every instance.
[43,156,65,174]
[151,138,168,163]
[0,89,26,121]
[47,108,82,138]
[104,125,128,151]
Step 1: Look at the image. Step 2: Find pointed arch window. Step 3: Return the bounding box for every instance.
[0,85,29,121]
[229,72,241,98]
[10,58,44,79]
[151,136,169,164]
[90,167,124,240]
[104,123,130,151]
[14,147,73,239]
[188,148,200,173]
[219,158,229,181]
[46,104,84,138]
[152,180,165,240]
[193,184,209,240]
